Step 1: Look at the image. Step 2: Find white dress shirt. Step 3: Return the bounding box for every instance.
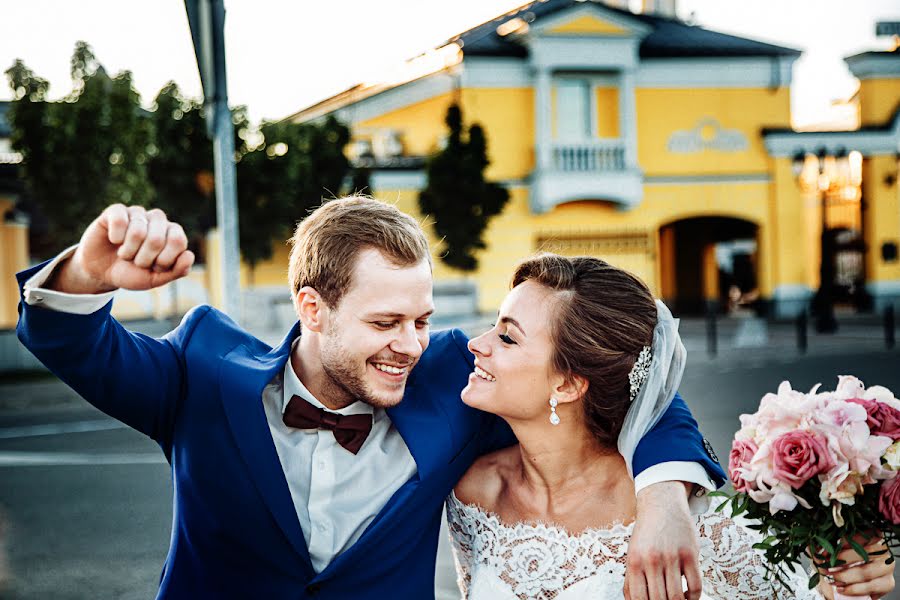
[263,345,417,572]
[21,248,718,570]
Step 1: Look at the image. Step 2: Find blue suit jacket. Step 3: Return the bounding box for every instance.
[16,262,725,599]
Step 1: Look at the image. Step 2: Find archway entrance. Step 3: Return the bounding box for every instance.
[659,217,759,315]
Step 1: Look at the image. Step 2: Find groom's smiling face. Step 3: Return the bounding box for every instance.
[318,248,434,409]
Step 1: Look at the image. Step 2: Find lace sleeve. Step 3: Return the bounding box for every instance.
[446,494,475,597]
[696,512,824,600]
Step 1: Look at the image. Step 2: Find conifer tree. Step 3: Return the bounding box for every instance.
[419,104,508,271]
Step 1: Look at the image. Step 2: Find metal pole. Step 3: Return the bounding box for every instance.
[213,100,240,320]
[886,305,896,350]
[797,311,807,354]
[706,301,717,358]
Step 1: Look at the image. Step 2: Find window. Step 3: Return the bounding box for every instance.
[555,79,592,140]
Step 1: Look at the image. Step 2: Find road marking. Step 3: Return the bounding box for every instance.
[0,452,166,466]
[0,419,127,439]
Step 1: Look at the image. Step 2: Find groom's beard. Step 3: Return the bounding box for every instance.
[319,343,413,410]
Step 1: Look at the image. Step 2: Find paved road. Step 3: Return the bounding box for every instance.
[1,346,899,599]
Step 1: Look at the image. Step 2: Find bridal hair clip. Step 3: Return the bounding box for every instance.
[628,346,652,403]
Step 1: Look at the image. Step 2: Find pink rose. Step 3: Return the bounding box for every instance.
[847,398,900,440]
[729,439,758,492]
[879,476,900,525]
[771,430,835,489]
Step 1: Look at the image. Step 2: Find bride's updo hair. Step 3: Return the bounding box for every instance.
[512,253,657,447]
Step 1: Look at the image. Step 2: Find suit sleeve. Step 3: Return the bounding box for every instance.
[15,261,210,450]
[632,393,726,488]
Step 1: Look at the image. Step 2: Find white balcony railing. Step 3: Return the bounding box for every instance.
[551,141,625,173]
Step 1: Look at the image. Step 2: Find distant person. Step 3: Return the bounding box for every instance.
[17,197,723,599]
[447,254,896,599]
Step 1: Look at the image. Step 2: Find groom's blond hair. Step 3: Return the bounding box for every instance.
[288,196,431,310]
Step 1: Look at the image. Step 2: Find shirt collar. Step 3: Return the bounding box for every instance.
[281,337,375,418]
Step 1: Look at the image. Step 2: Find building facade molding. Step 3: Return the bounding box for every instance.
[764,126,900,157]
[530,169,643,213]
[644,173,771,185]
[845,54,900,80]
[369,170,428,190]
[316,70,459,127]
[636,56,795,88]
[866,280,900,311]
[771,284,814,319]
[528,1,653,39]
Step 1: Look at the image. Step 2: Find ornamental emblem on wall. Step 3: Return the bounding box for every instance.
[667,118,749,154]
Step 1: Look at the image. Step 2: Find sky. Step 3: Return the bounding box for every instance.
[1,0,898,128]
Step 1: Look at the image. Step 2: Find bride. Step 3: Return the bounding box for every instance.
[446,253,895,600]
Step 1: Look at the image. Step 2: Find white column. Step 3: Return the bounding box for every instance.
[534,67,553,173]
[619,68,638,170]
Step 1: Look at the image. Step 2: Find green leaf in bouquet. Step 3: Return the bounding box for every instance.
[813,535,836,565]
[709,492,730,514]
[808,571,820,590]
[847,537,869,563]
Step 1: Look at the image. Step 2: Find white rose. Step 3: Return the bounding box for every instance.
[884,441,900,471]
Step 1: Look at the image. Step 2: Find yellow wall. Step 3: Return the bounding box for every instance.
[545,15,628,35]
[365,179,772,312]
[358,92,456,159]
[635,87,791,175]
[358,84,792,182]
[0,200,28,329]
[857,79,900,126]
[767,157,815,290]
[862,155,900,285]
[596,87,620,137]
[357,88,535,182]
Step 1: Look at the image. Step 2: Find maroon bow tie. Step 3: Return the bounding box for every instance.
[283,395,373,455]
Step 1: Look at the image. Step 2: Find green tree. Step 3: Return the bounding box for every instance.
[148,82,215,255]
[348,165,372,196]
[236,115,351,283]
[5,42,154,255]
[419,104,509,271]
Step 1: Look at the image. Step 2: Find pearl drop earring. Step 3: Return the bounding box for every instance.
[549,398,560,425]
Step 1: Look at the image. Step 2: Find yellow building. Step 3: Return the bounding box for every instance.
[287,0,872,319]
[2,2,898,330]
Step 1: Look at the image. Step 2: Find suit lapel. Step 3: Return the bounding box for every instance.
[219,322,315,577]
[316,373,454,580]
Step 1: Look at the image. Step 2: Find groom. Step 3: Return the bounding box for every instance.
[17,197,724,600]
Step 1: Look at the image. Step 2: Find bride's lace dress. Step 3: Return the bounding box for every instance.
[446,492,823,600]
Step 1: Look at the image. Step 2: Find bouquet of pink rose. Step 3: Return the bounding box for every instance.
[714,375,900,595]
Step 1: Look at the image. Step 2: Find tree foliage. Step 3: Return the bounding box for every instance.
[6,41,355,273]
[418,104,509,271]
[6,42,154,253]
[147,82,214,250]
[236,116,351,277]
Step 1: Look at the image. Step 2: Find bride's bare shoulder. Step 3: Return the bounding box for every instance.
[453,445,519,510]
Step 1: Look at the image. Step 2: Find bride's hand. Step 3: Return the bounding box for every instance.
[816,533,895,599]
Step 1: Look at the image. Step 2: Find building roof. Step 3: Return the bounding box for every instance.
[448,0,801,59]
[845,46,900,62]
[288,0,801,123]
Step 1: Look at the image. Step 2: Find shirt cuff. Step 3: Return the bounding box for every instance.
[633,461,717,515]
[23,245,116,315]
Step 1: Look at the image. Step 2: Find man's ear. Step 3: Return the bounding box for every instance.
[296,286,329,333]
[551,373,589,406]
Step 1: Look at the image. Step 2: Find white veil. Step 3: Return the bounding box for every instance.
[617,299,686,478]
